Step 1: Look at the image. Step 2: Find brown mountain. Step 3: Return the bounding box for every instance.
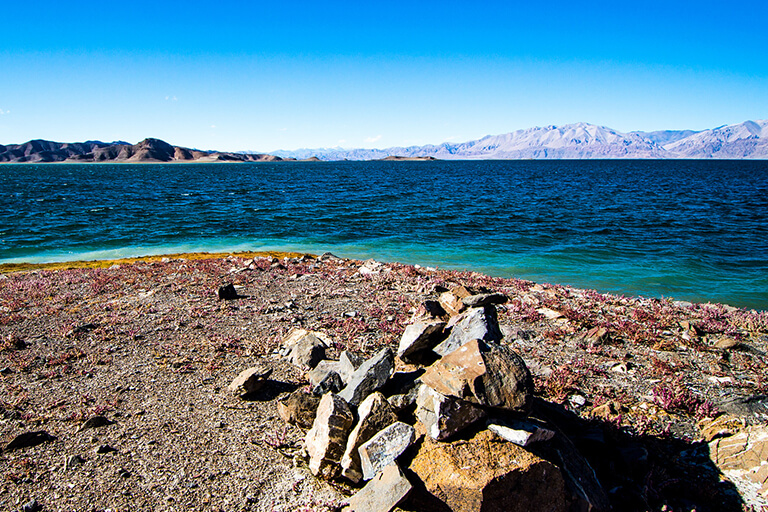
[0,138,284,163]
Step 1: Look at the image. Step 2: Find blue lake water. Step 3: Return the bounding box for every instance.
[1,160,767,310]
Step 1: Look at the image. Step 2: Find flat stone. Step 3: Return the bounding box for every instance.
[416,384,486,441]
[488,421,555,447]
[227,366,273,396]
[422,339,532,412]
[277,390,321,429]
[343,463,412,512]
[396,321,446,364]
[341,392,398,483]
[410,429,567,512]
[306,394,355,479]
[709,425,768,509]
[433,306,503,357]
[359,421,416,481]
[4,431,57,452]
[462,293,508,308]
[338,347,394,407]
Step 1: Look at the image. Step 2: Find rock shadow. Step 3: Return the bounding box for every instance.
[528,398,744,512]
[241,380,299,402]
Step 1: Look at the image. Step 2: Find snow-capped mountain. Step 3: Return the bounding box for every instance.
[269,120,768,160]
[662,120,768,159]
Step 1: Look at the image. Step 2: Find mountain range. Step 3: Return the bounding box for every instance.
[0,138,282,163]
[2,120,767,163]
[270,119,768,160]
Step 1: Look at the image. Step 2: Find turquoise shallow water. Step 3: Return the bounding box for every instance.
[1,160,767,310]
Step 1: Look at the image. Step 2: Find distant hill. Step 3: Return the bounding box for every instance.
[0,138,284,163]
[271,120,768,161]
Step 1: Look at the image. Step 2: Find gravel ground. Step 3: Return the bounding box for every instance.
[2,253,767,511]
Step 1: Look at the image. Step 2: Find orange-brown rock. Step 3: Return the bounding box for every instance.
[421,339,532,412]
[439,285,474,316]
[709,425,768,509]
[409,429,568,512]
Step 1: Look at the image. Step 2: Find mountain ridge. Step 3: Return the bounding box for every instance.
[270,119,768,161]
[3,120,767,163]
[0,138,283,163]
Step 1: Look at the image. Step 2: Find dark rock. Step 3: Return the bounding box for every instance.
[217,283,238,300]
[79,415,115,431]
[4,431,56,452]
[95,444,117,454]
[312,371,344,396]
[338,347,395,407]
[433,306,503,357]
[22,499,42,512]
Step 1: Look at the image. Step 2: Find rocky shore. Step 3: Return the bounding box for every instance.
[1,253,767,511]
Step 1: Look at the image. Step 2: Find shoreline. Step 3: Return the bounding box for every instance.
[2,250,764,313]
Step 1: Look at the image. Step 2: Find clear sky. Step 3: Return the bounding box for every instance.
[1,0,766,152]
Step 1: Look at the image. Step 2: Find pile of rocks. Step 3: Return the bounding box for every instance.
[237,286,609,512]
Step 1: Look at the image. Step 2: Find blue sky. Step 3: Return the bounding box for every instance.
[1,0,766,152]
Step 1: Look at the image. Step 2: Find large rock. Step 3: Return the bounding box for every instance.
[416,384,486,441]
[433,306,503,357]
[396,321,446,364]
[359,421,416,481]
[409,429,568,512]
[709,425,768,509]
[338,348,394,407]
[341,392,398,483]
[305,394,355,479]
[343,463,412,512]
[277,390,321,429]
[281,329,328,369]
[227,366,273,397]
[422,339,532,412]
